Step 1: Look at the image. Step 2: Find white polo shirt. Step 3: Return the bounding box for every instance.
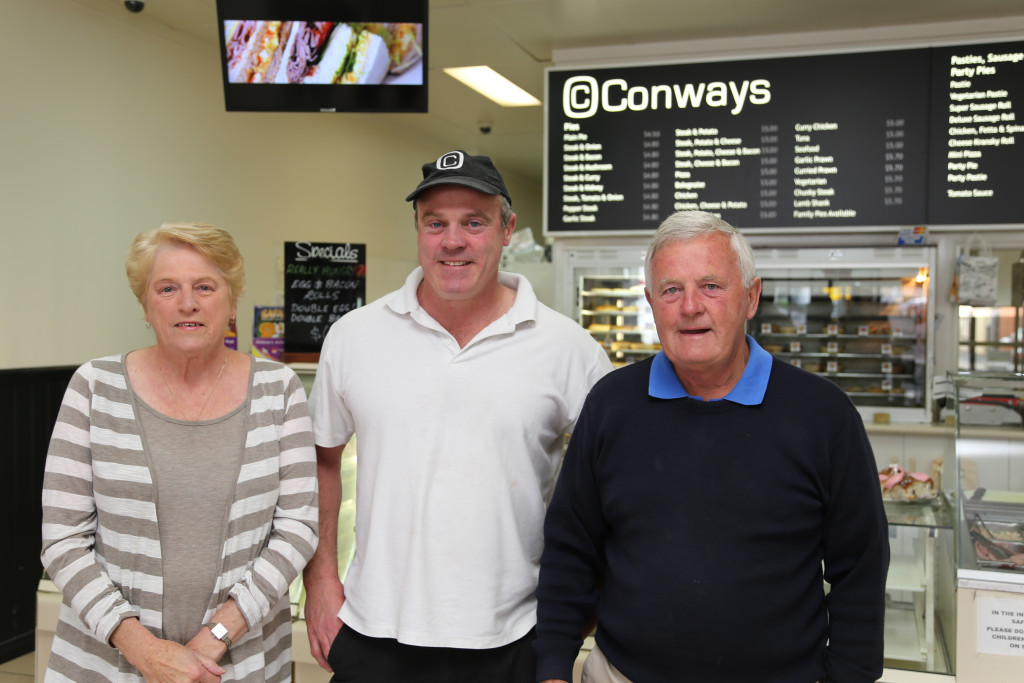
[309,268,612,649]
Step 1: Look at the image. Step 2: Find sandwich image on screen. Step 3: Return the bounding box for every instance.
[224,20,423,85]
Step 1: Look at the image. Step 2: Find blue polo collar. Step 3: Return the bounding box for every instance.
[648,334,772,405]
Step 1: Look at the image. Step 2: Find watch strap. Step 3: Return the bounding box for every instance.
[204,622,232,648]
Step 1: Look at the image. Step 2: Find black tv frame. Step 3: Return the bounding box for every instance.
[215,0,428,113]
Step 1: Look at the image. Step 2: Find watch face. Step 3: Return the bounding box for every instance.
[211,623,228,640]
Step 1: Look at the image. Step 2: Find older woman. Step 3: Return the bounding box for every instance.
[41,222,318,682]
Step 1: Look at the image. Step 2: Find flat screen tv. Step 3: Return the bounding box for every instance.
[215,0,427,113]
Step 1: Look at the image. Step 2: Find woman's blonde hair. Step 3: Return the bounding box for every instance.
[126,222,246,309]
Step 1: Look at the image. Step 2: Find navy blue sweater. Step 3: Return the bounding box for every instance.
[534,358,889,683]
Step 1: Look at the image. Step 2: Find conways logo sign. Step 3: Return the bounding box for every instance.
[562,75,772,119]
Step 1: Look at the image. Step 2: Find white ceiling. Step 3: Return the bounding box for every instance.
[77,0,1024,184]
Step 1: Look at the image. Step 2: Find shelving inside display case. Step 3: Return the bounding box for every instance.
[578,273,659,367]
[555,244,937,393]
[882,497,956,674]
[752,247,935,418]
[552,241,660,368]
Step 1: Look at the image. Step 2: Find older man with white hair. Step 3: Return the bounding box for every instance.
[534,210,889,683]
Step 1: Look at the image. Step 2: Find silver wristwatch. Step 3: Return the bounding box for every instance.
[204,622,232,648]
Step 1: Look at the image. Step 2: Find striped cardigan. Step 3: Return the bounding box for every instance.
[40,355,319,682]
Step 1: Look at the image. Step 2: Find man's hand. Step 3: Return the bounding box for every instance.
[303,574,346,671]
[303,443,347,671]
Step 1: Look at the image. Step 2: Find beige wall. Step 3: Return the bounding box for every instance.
[0,0,541,369]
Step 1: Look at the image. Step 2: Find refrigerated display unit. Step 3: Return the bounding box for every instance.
[952,372,1024,682]
[752,246,936,421]
[555,242,936,420]
[553,242,658,369]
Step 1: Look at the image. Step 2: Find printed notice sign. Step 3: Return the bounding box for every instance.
[977,596,1024,656]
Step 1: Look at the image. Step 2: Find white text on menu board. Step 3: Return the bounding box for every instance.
[672,127,758,214]
[946,50,1023,199]
[562,122,622,223]
[791,122,856,221]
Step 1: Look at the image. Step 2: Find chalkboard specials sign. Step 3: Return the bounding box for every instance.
[545,39,1024,234]
[284,241,366,358]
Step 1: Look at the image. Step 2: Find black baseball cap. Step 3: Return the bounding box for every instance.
[405,150,512,206]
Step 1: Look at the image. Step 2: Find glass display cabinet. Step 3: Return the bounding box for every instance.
[882,498,957,674]
[951,372,1024,682]
[552,241,660,368]
[577,271,659,368]
[954,373,1024,579]
[555,243,936,394]
[751,247,935,419]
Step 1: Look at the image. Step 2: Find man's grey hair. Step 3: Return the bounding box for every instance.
[498,196,514,229]
[644,211,757,291]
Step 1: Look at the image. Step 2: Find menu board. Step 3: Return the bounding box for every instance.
[928,41,1024,224]
[283,241,366,356]
[545,40,1024,234]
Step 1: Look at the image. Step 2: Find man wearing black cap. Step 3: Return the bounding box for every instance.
[304,151,612,683]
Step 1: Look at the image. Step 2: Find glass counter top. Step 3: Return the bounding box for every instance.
[883,493,954,529]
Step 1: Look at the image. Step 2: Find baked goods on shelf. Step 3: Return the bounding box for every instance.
[879,464,935,501]
[610,341,661,352]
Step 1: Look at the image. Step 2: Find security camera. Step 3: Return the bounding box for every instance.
[478,121,493,135]
[124,1,145,13]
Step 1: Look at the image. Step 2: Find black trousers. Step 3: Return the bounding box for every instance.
[327,624,537,683]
